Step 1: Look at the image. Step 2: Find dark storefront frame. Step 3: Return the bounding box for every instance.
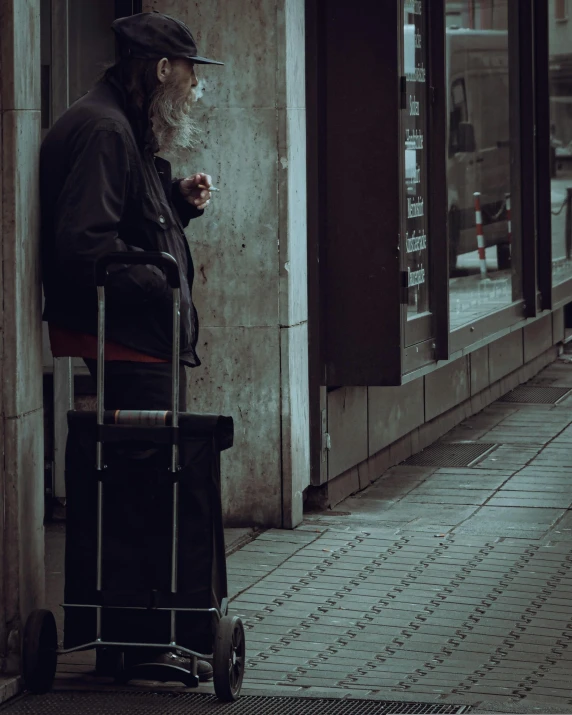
[400,0,434,353]
[444,0,538,361]
[538,0,572,310]
[428,0,450,362]
[519,0,541,317]
[307,0,570,379]
[306,0,571,484]
[401,0,448,369]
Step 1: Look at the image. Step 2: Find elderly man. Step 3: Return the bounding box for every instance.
[40,11,223,682]
[41,11,221,411]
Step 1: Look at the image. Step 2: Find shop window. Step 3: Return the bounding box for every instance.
[403,2,430,318]
[549,3,572,286]
[445,0,518,330]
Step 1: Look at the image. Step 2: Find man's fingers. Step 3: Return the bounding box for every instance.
[193,189,210,205]
[181,174,213,207]
[181,175,202,188]
[192,173,212,188]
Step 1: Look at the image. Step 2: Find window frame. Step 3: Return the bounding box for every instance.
[542,0,572,307]
[402,0,450,360]
[536,0,554,309]
[442,0,533,358]
[311,0,560,388]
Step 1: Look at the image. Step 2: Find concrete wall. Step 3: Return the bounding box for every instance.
[144,0,310,527]
[0,0,45,671]
[322,312,565,506]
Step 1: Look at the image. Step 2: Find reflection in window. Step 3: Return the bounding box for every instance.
[550,0,572,286]
[446,0,518,330]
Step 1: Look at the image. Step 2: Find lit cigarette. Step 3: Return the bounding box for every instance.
[198,184,220,192]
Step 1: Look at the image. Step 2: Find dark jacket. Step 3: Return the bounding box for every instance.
[40,76,203,367]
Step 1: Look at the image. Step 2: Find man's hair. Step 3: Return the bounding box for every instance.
[99,54,201,153]
[101,57,161,107]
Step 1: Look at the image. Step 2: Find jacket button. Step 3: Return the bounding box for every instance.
[159,215,166,224]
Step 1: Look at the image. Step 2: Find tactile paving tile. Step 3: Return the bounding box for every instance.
[230,533,572,705]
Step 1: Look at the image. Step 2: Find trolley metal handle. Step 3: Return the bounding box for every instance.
[93,251,182,469]
[94,251,181,289]
[92,251,183,639]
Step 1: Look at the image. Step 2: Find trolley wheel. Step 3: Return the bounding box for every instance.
[213,616,245,701]
[22,609,58,694]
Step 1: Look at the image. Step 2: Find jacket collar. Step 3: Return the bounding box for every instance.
[104,75,159,156]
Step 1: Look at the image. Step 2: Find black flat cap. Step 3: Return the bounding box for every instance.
[112,11,224,65]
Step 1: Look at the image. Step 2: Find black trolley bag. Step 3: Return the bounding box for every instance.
[22,252,246,701]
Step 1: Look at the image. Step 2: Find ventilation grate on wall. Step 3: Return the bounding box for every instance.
[498,386,571,404]
[402,442,497,467]
[0,692,471,715]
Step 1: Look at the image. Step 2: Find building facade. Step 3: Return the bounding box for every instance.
[0,0,570,678]
[306,0,572,508]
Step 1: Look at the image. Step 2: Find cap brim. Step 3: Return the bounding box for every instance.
[187,55,224,65]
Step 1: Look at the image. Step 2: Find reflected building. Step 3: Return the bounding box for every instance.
[446,0,508,30]
[444,0,515,329]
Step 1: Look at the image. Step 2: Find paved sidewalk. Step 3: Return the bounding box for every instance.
[225,354,572,712]
[41,351,572,713]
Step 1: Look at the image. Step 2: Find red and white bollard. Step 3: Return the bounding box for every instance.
[474,191,487,278]
[505,192,512,254]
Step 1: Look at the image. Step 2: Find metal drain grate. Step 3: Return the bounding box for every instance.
[402,442,496,467]
[499,385,571,404]
[0,692,471,714]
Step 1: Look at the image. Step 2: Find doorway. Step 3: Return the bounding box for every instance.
[40,0,142,517]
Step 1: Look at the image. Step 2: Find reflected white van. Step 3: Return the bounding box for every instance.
[446,28,511,271]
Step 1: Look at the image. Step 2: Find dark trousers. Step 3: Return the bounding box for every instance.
[84,359,187,412]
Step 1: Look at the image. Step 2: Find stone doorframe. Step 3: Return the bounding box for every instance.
[0,0,45,672]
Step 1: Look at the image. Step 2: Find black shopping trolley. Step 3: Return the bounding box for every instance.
[22,252,245,701]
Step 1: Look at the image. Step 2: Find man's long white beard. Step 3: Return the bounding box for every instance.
[149,77,201,154]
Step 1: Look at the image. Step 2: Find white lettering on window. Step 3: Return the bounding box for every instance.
[405,64,426,83]
[407,197,425,218]
[408,267,426,287]
[406,231,427,253]
[405,129,424,149]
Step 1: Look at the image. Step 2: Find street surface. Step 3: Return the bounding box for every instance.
[6,348,572,713]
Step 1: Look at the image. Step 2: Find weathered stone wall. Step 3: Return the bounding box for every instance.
[0,0,45,670]
[143,0,310,527]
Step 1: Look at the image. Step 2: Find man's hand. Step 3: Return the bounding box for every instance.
[179,173,212,210]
